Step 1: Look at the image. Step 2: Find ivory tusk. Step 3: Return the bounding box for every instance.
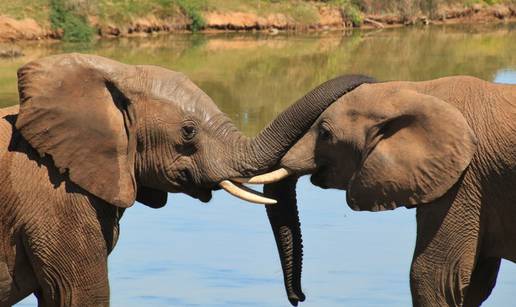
[219,180,277,205]
[236,168,292,184]
[230,177,250,183]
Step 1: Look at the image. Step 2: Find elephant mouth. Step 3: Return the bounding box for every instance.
[195,189,213,203]
[182,188,213,203]
[310,165,329,189]
[177,180,277,205]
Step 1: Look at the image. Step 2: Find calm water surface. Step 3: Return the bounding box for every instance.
[5,24,515,306]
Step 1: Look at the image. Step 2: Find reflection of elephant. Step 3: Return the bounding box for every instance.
[252,76,516,306]
[0,53,373,306]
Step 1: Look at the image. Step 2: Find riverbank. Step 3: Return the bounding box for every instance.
[0,1,515,44]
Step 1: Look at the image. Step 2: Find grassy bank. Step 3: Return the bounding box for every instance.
[0,0,515,42]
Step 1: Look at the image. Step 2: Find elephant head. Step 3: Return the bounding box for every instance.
[15,53,372,209]
[249,81,477,305]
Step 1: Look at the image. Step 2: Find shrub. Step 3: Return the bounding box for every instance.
[331,0,363,26]
[50,0,94,42]
[176,0,206,32]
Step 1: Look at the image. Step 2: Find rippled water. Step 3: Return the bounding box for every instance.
[5,23,516,306]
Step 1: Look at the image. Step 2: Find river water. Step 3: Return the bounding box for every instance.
[4,24,515,306]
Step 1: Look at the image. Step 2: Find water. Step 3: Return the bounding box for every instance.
[4,24,515,306]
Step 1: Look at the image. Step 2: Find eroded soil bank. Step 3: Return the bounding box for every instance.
[0,2,515,44]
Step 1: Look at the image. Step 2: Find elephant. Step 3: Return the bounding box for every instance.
[0,52,375,306]
[246,76,516,306]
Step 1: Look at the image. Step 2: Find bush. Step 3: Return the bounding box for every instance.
[176,0,206,32]
[331,0,363,26]
[50,0,94,42]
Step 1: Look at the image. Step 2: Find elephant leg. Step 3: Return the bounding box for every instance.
[29,246,110,307]
[35,290,45,307]
[410,189,481,307]
[28,246,110,307]
[0,262,11,305]
[23,213,111,307]
[462,257,501,307]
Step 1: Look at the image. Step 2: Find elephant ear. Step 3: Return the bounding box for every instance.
[346,89,477,211]
[16,53,138,208]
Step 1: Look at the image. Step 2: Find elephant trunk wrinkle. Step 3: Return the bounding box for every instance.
[264,177,305,306]
[221,75,376,179]
[249,75,376,171]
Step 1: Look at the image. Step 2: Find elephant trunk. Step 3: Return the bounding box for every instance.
[264,177,304,306]
[233,75,376,177]
[210,75,375,205]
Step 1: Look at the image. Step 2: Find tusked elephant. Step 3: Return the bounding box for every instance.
[0,53,374,306]
[246,76,516,306]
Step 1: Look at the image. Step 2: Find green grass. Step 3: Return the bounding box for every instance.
[0,0,514,41]
[177,0,206,31]
[95,0,175,25]
[93,0,206,31]
[0,0,50,25]
[50,0,94,42]
[331,0,363,26]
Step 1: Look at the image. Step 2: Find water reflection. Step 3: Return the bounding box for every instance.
[9,24,516,306]
[1,23,515,136]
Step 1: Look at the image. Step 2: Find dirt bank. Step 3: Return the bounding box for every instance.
[0,16,54,42]
[202,6,343,31]
[84,3,516,35]
[0,3,515,44]
[364,3,516,28]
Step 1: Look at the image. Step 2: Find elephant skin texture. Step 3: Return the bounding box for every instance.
[263,76,516,307]
[0,53,373,306]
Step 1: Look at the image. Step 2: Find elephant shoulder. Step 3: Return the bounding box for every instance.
[0,105,67,203]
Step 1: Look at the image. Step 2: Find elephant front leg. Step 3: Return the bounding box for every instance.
[30,248,110,307]
[36,270,109,307]
[410,191,482,307]
[462,257,501,307]
[24,223,111,307]
[0,262,12,305]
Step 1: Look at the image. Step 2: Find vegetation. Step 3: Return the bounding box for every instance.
[0,0,49,25]
[176,0,206,31]
[50,0,94,42]
[203,0,320,23]
[0,0,514,42]
[345,0,514,15]
[330,0,363,26]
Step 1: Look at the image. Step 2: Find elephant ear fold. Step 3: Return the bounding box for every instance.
[347,89,477,212]
[16,53,137,208]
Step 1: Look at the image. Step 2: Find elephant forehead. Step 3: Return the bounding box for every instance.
[344,81,417,101]
[339,86,423,119]
[324,97,384,129]
[134,65,224,123]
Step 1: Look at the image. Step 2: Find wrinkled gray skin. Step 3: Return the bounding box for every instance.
[265,76,516,306]
[0,53,372,307]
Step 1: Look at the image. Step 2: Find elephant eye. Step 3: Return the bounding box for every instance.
[318,123,332,141]
[179,169,192,183]
[181,122,197,141]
